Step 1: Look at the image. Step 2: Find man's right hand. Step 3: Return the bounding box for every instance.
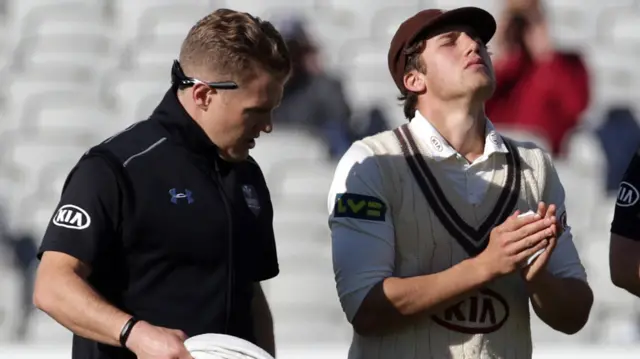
[478,209,555,279]
[125,320,193,359]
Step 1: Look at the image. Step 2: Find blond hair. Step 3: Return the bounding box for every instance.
[179,8,291,83]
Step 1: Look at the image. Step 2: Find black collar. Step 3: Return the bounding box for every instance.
[150,87,220,157]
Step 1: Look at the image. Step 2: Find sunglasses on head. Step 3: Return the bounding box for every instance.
[171,60,239,90]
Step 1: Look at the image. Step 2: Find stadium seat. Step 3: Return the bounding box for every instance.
[432,0,499,15]
[336,39,400,109]
[0,260,24,342]
[597,3,640,66]
[18,2,109,38]
[135,4,209,41]
[563,129,607,177]
[268,210,345,344]
[583,238,640,343]
[12,194,61,242]
[266,261,335,305]
[122,35,184,70]
[338,40,393,84]
[134,92,166,121]
[272,220,330,259]
[588,195,617,235]
[268,161,335,197]
[0,131,92,207]
[326,1,415,46]
[30,160,78,201]
[5,0,105,30]
[228,0,315,16]
[112,0,211,45]
[0,75,103,136]
[18,91,119,137]
[25,310,73,344]
[327,0,419,19]
[546,1,597,50]
[554,159,604,246]
[249,128,328,176]
[368,5,424,42]
[269,302,351,344]
[269,218,353,345]
[586,47,640,107]
[272,205,328,233]
[102,67,169,122]
[3,65,99,100]
[12,33,113,73]
[0,173,21,223]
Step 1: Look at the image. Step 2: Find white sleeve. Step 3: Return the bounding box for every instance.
[327,142,395,323]
[541,152,587,282]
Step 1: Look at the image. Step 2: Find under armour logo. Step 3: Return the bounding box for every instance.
[169,188,194,204]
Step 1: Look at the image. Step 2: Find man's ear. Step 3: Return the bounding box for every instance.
[192,83,215,109]
[403,70,426,93]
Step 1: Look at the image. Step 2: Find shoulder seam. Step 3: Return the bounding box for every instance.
[123,137,168,167]
[103,120,144,144]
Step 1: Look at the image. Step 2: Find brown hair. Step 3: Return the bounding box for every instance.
[398,40,426,120]
[179,8,291,84]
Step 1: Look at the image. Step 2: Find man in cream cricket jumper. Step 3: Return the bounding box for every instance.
[327,7,593,359]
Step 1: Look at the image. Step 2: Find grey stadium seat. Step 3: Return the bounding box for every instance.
[249,128,328,176]
[12,33,113,73]
[102,67,169,122]
[0,131,91,207]
[6,0,105,30]
[18,91,119,137]
[111,0,211,45]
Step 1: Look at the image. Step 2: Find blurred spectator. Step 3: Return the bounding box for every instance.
[595,107,640,194]
[486,0,590,156]
[272,15,388,160]
[0,206,37,341]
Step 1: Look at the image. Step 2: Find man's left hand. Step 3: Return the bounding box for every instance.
[522,202,558,282]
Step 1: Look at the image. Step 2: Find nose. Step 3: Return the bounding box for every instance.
[262,118,273,134]
[461,32,481,56]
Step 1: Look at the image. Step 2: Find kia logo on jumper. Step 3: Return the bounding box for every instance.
[617,181,639,208]
[52,204,91,230]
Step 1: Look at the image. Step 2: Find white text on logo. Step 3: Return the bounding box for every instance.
[53,204,91,230]
[617,181,639,208]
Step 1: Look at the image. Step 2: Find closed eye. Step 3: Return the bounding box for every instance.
[438,32,462,47]
[244,107,272,115]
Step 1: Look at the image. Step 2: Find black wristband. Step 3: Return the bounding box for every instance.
[119,317,139,349]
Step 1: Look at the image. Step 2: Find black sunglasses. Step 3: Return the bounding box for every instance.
[171,60,239,90]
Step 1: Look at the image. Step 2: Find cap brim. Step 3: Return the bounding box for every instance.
[410,7,497,46]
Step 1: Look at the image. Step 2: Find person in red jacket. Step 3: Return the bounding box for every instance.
[486,0,590,156]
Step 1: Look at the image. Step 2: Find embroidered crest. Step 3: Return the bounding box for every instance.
[489,131,501,146]
[430,136,444,152]
[242,184,261,215]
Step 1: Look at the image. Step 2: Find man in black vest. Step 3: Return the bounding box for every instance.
[610,147,640,296]
[33,8,291,359]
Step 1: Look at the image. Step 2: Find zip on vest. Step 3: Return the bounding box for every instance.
[214,159,235,334]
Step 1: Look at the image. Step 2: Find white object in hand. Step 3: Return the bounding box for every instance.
[518,210,546,266]
[185,333,274,359]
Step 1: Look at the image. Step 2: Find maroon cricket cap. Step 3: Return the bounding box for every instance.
[388,7,497,93]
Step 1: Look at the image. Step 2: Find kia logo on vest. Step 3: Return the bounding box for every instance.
[53,204,91,230]
[617,181,639,208]
[432,288,509,334]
